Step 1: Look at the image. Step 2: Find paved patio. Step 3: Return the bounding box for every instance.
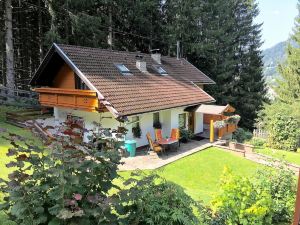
[118,139,212,171]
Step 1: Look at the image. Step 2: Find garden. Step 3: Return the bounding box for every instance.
[0,106,297,225]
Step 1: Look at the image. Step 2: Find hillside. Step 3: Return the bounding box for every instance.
[262,41,287,85]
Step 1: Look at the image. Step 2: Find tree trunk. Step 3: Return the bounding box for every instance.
[5,0,15,92]
[38,0,43,62]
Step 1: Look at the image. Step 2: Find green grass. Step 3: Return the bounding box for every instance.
[120,147,263,204]
[255,147,300,166]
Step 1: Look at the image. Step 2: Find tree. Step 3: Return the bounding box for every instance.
[275,2,300,103]
[5,0,15,92]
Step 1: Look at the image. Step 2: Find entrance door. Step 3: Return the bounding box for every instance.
[188,112,195,133]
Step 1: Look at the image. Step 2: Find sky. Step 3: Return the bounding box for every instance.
[255,0,298,49]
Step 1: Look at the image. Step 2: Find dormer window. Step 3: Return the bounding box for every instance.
[153,65,168,75]
[115,63,132,75]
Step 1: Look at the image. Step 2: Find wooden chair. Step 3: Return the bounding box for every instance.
[146,132,163,154]
[170,128,180,148]
[155,129,163,141]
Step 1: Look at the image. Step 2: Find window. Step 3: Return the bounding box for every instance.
[178,113,187,128]
[115,63,132,75]
[153,112,161,128]
[75,75,88,90]
[152,65,168,75]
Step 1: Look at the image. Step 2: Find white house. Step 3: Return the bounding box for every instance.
[30,44,216,147]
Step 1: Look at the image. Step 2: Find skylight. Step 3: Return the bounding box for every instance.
[153,65,168,75]
[115,63,132,75]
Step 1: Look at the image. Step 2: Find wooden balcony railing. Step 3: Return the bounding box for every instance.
[34,88,99,112]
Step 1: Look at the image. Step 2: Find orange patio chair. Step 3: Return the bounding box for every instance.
[170,128,180,148]
[155,129,163,141]
[146,132,163,154]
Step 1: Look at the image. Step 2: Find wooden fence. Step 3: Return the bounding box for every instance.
[253,129,268,139]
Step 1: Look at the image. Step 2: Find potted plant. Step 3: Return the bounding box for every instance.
[153,121,162,129]
[213,120,226,129]
[132,123,142,138]
[226,115,241,124]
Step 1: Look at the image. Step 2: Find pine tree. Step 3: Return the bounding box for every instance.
[275,2,300,104]
[230,0,266,130]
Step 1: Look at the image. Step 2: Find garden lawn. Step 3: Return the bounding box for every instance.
[255,147,300,166]
[120,147,263,204]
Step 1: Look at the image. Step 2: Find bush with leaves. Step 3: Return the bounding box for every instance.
[0,126,122,225]
[248,137,266,147]
[115,172,204,225]
[179,128,194,143]
[211,168,273,225]
[210,163,296,225]
[255,163,296,223]
[232,127,253,143]
[268,113,300,151]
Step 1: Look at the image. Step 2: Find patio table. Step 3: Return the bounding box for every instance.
[157,138,179,153]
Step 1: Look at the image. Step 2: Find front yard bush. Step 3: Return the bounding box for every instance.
[211,168,273,225]
[0,127,122,225]
[248,137,266,147]
[232,128,253,143]
[210,164,296,225]
[268,113,300,151]
[116,172,203,225]
[255,163,296,223]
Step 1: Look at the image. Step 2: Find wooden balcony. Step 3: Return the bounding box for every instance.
[34,88,99,112]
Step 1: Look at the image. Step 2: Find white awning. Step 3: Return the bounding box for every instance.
[196,104,235,115]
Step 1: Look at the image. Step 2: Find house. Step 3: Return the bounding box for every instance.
[30,43,219,147]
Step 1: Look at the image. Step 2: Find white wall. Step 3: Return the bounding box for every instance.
[53,106,203,147]
[195,112,204,133]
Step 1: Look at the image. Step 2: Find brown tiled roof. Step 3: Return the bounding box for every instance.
[35,44,215,116]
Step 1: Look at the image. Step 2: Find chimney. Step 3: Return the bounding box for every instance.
[135,54,147,72]
[150,49,161,64]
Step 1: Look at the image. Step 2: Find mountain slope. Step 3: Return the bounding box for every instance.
[262,41,287,85]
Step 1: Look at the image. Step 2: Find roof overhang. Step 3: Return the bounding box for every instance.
[195,104,235,115]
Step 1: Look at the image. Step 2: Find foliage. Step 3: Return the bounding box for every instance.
[132,123,142,138]
[115,172,202,225]
[268,113,300,151]
[210,164,296,225]
[225,115,241,125]
[258,2,300,151]
[255,164,296,223]
[211,168,273,225]
[248,137,266,147]
[0,126,122,225]
[275,4,300,104]
[213,120,226,129]
[179,128,194,143]
[232,128,253,143]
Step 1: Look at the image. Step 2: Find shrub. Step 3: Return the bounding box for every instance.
[248,137,266,147]
[210,164,296,225]
[255,164,296,223]
[232,128,253,143]
[116,172,202,225]
[0,127,122,225]
[179,128,194,143]
[211,168,273,225]
[268,113,300,151]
